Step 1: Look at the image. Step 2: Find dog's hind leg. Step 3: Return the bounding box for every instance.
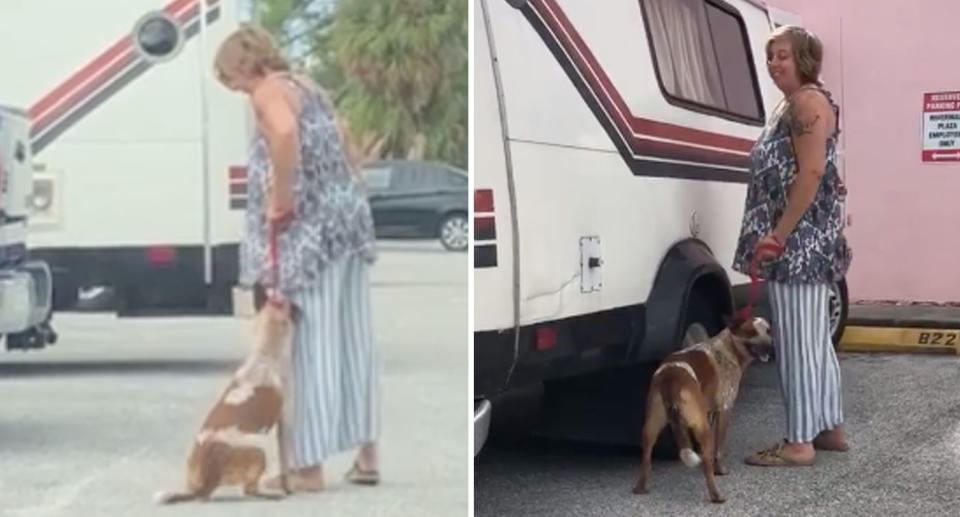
[632,390,666,495]
[713,410,732,476]
[238,447,286,500]
[686,405,724,504]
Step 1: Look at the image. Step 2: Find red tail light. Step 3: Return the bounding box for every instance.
[146,246,176,266]
[535,326,557,351]
[475,189,494,213]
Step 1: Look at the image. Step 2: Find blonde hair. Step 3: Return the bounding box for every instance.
[215,26,367,185]
[766,25,823,85]
[213,24,290,83]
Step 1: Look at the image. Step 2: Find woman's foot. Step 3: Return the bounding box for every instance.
[814,426,849,452]
[745,439,815,467]
[347,443,380,486]
[345,461,380,486]
[262,468,325,493]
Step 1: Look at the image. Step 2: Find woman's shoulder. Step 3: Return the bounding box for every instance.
[782,84,837,135]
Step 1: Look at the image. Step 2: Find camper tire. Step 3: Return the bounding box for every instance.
[680,288,726,352]
[828,278,849,349]
[438,211,468,252]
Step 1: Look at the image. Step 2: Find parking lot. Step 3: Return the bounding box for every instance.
[0,240,467,517]
[475,352,960,516]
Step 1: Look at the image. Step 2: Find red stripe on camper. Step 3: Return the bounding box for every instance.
[28,0,217,134]
[533,0,755,155]
[30,50,138,137]
[28,37,134,121]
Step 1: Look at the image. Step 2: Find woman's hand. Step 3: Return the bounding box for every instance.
[266,190,294,229]
[754,233,785,264]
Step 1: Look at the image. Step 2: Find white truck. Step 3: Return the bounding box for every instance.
[0,0,250,318]
[0,106,56,350]
[473,0,848,454]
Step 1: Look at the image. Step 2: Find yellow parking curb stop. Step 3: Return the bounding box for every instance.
[839,326,960,355]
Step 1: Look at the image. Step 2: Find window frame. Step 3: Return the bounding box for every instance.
[361,164,395,192]
[638,0,766,126]
[132,11,185,64]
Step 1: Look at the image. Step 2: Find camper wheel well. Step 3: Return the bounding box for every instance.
[633,239,734,362]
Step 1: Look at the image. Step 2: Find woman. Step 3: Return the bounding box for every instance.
[213,25,381,490]
[732,25,853,467]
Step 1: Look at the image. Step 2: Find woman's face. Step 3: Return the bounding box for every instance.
[767,39,799,93]
[217,66,259,94]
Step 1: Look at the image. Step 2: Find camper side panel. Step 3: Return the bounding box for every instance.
[0,0,246,249]
[473,0,517,333]
[486,0,778,327]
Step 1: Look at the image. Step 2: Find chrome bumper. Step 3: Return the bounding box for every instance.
[0,260,52,333]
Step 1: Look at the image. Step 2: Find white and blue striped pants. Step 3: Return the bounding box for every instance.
[283,254,381,469]
[767,281,844,443]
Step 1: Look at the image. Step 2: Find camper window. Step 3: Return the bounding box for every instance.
[641,0,764,123]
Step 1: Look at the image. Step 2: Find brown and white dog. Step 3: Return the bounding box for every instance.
[632,315,774,504]
[154,298,298,504]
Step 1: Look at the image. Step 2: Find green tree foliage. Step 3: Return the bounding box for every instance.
[255,0,467,169]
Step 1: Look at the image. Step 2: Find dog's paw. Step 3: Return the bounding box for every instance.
[631,484,648,495]
[710,493,726,504]
[714,463,729,476]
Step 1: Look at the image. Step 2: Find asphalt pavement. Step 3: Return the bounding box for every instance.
[475,352,960,517]
[0,240,468,517]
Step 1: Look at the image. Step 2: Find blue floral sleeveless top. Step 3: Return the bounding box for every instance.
[239,74,377,294]
[732,84,852,284]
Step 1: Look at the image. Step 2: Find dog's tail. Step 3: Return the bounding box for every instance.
[658,381,703,469]
[153,490,199,505]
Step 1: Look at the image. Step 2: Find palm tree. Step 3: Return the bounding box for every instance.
[255,0,468,169]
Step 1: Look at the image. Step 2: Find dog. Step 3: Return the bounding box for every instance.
[154,298,298,504]
[632,315,774,504]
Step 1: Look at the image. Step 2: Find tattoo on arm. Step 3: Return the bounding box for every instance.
[788,108,820,136]
[786,104,821,136]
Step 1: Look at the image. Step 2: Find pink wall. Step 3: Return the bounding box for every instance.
[767,0,960,302]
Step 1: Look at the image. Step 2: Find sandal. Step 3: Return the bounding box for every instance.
[344,462,380,486]
[745,441,815,467]
[262,472,325,493]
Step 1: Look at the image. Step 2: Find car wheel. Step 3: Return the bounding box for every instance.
[438,212,468,252]
[828,278,849,348]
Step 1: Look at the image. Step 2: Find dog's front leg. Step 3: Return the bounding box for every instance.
[277,419,292,495]
[713,410,732,476]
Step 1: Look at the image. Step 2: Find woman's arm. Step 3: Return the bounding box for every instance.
[252,77,300,221]
[771,89,833,242]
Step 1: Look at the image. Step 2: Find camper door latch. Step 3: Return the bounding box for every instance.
[580,236,602,293]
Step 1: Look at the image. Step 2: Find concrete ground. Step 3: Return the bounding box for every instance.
[475,352,960,517]
[0,240,468,517]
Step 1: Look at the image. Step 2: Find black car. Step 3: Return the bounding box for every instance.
[361,160,468,251]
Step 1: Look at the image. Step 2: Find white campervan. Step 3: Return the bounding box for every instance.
[0,0,250,316]
[473,0,848,453]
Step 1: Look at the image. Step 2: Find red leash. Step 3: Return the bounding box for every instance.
[736,239,785,321]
